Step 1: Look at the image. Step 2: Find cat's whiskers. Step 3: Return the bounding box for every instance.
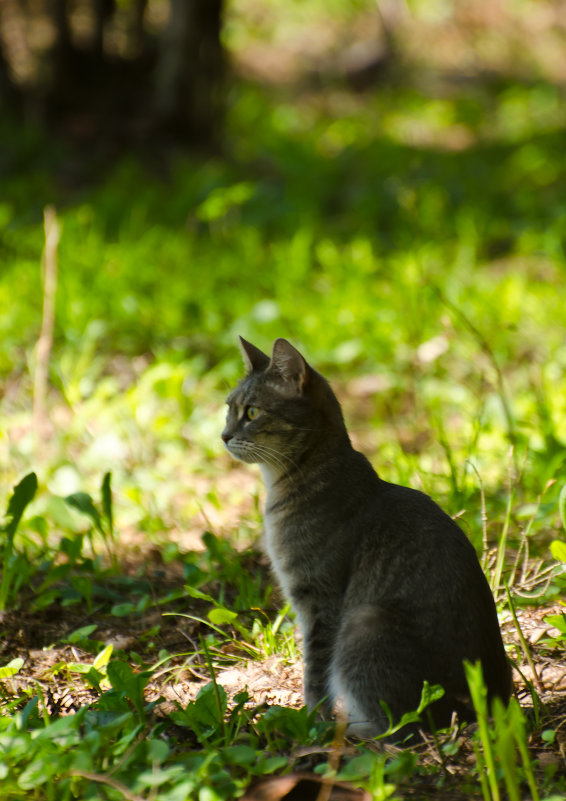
[231,440,289,476]
[249,442,303,483]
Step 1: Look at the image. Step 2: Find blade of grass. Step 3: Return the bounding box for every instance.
[559,484,566,532]
[33,205,59,450]
[465,660,500,801]
[431,286,517,455]
[508,699,540,801]
[200,635,226,743]
[493,698,521,801]
[491,466,514,596]
[0,473,38,610]
[505,583,544,698]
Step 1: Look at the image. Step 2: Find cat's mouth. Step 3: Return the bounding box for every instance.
[224,439,259,464]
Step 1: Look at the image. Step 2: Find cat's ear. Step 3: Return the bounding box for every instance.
[238,336,271,373]
[268,338,308,396]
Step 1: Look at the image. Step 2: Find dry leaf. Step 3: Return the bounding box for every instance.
[242,774,371,801]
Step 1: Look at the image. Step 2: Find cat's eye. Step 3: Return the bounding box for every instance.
[245,406,259,421]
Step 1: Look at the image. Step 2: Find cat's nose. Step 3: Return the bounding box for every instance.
[221,430,232,444]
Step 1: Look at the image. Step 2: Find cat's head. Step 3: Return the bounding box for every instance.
[222,337,347,475]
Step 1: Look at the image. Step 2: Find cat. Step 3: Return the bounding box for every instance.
[222,336,512,739]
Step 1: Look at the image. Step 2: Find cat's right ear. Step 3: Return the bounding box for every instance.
[268,338,308,396]
[238,336,271,373]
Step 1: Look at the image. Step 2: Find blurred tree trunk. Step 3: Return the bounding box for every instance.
[129,0,149,55]
[50,0,74,76]
[1,0,227,149]
[153,0,225,146]
[92,0,116,60]
[49,0,117,85]
[0,36,15,105]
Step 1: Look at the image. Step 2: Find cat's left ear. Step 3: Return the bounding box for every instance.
[268,339,309,396]
[239,336,271,373]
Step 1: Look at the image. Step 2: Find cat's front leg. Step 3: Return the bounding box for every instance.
[301,615,334,718]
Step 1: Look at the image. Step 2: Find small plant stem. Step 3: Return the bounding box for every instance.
[431,287,517,455]
[316,710,348,801]
[33,205,59,450]
[467,461,489,571]
[493,700,521,801]
[491,470,514,595]
[505,584,544,695]
[478,717,500,801]
[436,416,460,497]
[106,730,148,779]
[473,740,492,801]
[70,772,144,801]
[509,701,540,801]
[425,713,451,777]
[510,480,554,589]
[33,682,52,727]
[201,634,227,742]
[559,484,566,532]
[466,662,500,801]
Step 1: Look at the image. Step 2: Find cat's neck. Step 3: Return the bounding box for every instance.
[259,463,282,496]
[259,434,358,502]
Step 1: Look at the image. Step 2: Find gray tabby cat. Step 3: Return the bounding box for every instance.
[222,337,511,738]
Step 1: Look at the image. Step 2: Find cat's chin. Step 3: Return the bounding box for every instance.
[225,444,258,464]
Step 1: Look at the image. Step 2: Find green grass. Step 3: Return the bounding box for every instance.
[1,40,566,799]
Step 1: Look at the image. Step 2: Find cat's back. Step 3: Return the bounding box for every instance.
[354,476,489,594]
[350,475,511,691]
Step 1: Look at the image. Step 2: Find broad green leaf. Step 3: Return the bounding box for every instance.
[147,738,169,764]
[155,779,197,801]
[18,696,39,730]
[188,682,227,730]
[559,484,566,532]
[59,534,84,562]
[183,585,217,604]
[18,756,55,789]
[337,752,383,781]
[3,473,38,539]
[35,710,85,745]
[101,471,113,535]
[107,660,149,722]
[137,765,185,789]
[67,662,98,674]
[550,539,566,563]
[62,624,98,644]
[207,607,238,625]
[83,666,104,692]
[222,744,257,766]
[70,575,93,611]
[136,595,150,613]
[196,182,255,222]
[106,659,135,691]
[259,756,289,774]
[544,614,566,635]
[417,681,445,712]
[0,657,24,678]
[112,602,136,616]
[64,492,104,533]
[93,644,113,671]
